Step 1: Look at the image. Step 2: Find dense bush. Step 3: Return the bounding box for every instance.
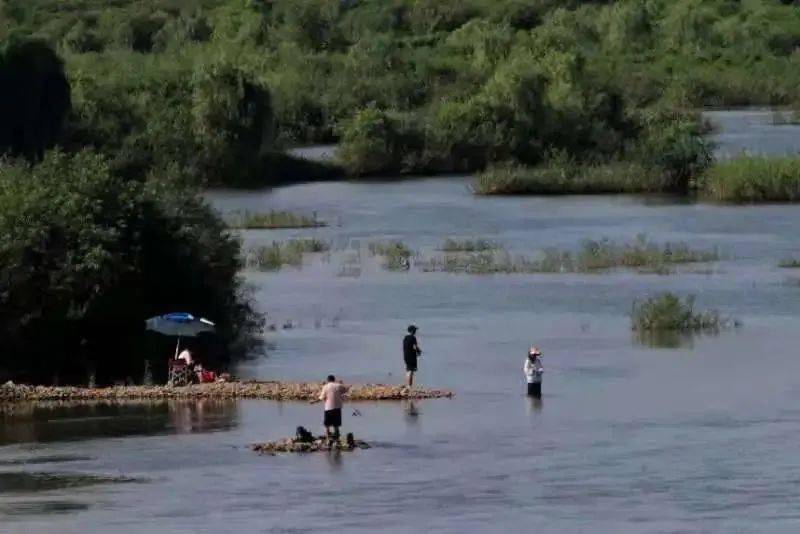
[7,0,800,184]
[0,151,260,384]
[4,0,800,186]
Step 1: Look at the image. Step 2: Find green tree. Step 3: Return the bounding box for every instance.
[0,39,71,161]
[191,60,275,184]
[0,151,258,384]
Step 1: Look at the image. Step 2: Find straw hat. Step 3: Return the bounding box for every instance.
[528,346,542,356]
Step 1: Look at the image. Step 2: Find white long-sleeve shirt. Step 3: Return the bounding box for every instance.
[524,356,543,384]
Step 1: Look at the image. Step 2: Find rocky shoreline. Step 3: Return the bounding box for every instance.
[0,381,453,403]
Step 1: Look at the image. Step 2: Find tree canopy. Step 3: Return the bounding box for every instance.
[0,39,70,160]
[0,151,257,384]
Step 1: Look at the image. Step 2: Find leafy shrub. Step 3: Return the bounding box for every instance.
[635,109,713,191]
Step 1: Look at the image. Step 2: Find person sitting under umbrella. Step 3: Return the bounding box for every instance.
[177,347,194,365]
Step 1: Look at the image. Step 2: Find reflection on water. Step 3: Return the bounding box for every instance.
[633,329,702,349]
[0,455,93,467]
[527,396,543,414]
[0,500,90,516]
[0,472,141,493]
[0,400,239,445]
[403,400,420,418]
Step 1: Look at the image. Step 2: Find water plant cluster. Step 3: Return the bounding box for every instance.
[700,156,800,203]
[368,241,414,271]
[227,210,325,230]
[631,293,730,333]
[474,161,667,196]
[413,238,718,275]
[439,239,499,252]
[247,239,329,270]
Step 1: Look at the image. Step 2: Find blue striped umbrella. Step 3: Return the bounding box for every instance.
[145,313,215,357]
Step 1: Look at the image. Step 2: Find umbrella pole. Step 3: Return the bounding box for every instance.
[174,336,181,359]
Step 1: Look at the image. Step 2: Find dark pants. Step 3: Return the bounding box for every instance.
[527,382,541,398]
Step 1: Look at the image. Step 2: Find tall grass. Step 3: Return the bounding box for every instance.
[228,210,324,229]
[701,156,800,202]
[474,162,666,196]
[247,239,329,270]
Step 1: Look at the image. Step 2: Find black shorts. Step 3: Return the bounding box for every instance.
[404,357,418,372]
[324,408,342,427]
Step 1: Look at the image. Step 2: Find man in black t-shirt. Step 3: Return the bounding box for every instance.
[403,325,421,388]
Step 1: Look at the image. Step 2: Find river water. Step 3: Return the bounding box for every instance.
[4,111,800,533]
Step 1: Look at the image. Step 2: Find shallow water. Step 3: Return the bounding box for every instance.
[5,112,800,533]
[706,108,800,159]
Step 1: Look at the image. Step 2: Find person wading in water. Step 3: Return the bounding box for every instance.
[403,325,421,389]
[524,346,544,398]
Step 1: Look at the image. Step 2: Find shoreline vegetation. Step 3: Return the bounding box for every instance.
[0,381,454,403]
[699,156,800,203]
[474,161,668,196]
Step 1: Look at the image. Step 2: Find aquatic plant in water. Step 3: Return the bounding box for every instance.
[247,239,329,270]
[418,237,717,275]
[227,210,325,229]
[575,236,718,272]
[473,161,666,196]
[368,241,413,271]
[440,238,499,252]
[631,293,731,332]
[700,156,800,202]
[778,258,800,268]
